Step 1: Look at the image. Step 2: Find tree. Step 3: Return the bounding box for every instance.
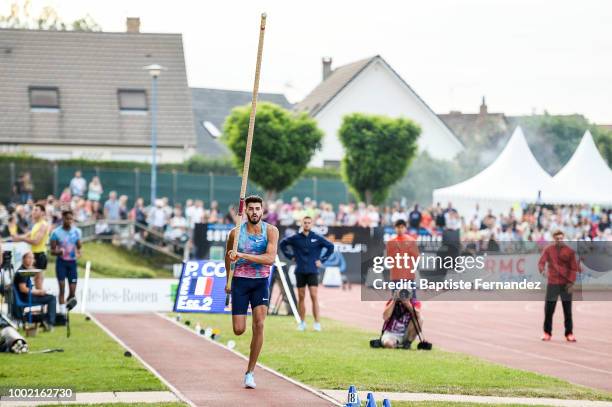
[0,1,101,31]
[592,127,612,167]
[338,113,420,204]
[223,102,323,199]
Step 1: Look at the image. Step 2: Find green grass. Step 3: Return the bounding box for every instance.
[171,313,612,401]
[0,316,166,392]
[45,242,173,279]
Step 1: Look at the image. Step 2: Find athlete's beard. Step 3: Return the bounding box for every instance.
[247,214,260,225]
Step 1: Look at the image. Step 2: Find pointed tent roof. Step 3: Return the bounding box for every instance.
[434,126,552,202]
[543,130,612,205]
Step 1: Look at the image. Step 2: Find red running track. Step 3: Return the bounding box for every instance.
[317,286,612,393]
[93,313,337,407]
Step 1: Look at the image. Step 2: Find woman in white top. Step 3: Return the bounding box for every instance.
[87,176,103,202]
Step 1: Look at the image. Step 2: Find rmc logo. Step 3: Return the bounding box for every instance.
[184,261,227,278]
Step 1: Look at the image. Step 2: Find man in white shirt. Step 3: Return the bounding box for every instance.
[69,171,87,198]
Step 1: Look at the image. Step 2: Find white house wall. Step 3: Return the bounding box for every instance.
[311,59,463,167]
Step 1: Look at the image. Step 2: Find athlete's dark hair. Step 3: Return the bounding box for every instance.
[394,219,407,227]
[244,195,263,207]
[34,203,46,213]
[62,209,74,218]
[302,215,312,221]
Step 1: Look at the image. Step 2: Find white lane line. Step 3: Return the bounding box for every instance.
[88,313,195,407]
[156,313,343,407]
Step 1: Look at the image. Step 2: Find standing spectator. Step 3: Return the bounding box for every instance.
[50,210,82,316]
[103,191,120,221]
[368,205,381,228]
[391,206,408,224]
[184,199,195,225]
[69,171,87,198]
[119,195,129,220]
[149,199,167,234]
[187,200,205,228]
[12,203,50,290]
[14,172,34,204]
[387,219,420,290]
[224,205,237,225]
[356,202,371,227]
[87,176,103,202]
[208,200,220,223]
[408,204,422,232]
[538,230,578,342]
[279,216,334,332]
[168,207,189,243]
[264,202,279,225]
[14,205,29,234]
[320,203,336,226]
[131,198,147,225]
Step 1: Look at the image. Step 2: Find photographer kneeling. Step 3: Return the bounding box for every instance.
[381,290,422,349]
[13,252,56,330]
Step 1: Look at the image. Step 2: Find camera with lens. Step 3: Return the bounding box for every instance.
[1,251,12,271]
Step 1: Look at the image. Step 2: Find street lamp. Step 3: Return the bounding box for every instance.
[143,64,166,205]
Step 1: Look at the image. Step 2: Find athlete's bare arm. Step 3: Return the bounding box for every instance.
[234,225,279,266]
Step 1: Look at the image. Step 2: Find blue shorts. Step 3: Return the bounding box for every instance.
[231,277,269,315]
[56,258,78,284]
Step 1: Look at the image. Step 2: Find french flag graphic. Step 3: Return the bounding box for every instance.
[194,276,214,296]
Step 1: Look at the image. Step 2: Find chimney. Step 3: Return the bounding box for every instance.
[479,96,488,116]
[126,17,140,33]
[322,57,332,81]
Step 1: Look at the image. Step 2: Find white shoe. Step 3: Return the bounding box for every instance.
[297,321,306,331]
[313,322,322,332]
[244,372,256,389]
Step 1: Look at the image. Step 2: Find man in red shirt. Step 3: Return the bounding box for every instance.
[386,220,420,298]
[538,230,578,342]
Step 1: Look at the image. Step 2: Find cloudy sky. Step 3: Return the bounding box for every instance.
[5,0,612,123]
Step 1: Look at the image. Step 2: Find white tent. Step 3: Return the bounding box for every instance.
[433,126,552,216]
[542,130,612,205]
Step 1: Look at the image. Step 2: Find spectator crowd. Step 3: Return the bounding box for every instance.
[2,171,611,247]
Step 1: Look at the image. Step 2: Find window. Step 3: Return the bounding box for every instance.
[118,89,147,111]
[29,87,59,109]
[323,160,340,169]
[202,121,221,138]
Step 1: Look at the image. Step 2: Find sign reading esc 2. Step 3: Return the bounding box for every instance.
[174,260,231,313]
[173,259,275,314]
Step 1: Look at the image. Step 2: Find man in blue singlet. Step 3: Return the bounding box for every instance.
[225,195,279,389]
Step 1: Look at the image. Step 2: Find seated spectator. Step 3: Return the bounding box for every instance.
[321,246,349,290]
[59,187,72,205]
[381,290,422,349]
[13,252,56,330]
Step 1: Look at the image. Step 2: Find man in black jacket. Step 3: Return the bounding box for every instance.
[280,216,334,332]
